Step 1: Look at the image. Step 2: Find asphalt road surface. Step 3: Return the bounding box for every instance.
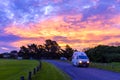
[45,60,120,80]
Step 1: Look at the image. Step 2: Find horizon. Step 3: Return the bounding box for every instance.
[0,0,120,53]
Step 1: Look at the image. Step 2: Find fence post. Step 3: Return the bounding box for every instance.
[36,66,39,71]
[33,68,36,75]
[20,76,24,80]
[28,71,32,80]
[39,61,42,69]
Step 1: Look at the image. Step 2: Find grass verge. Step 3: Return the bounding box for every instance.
[0,59,39,80]
[32,61,71,80]
[90,62,120,72]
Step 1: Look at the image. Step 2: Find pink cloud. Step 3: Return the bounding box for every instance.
[1,47,9,50]
[4,14,120,50]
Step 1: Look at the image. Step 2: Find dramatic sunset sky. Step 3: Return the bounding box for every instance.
[0,0,120,53]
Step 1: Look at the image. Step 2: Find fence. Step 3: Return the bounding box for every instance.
[20,60,42,80]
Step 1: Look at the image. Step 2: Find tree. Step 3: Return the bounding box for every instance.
[18,46,29,59]
[10,50,18,58]
[27,44,39,59]
[64,45,74,60]
[44,39,61,59]
[85,45,120,63]
[45,39,53,52]
[38,45,46,59]
[18,39,75,60]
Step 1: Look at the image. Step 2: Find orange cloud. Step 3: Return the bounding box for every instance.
[11,39,45,48]
[4,14,120,50]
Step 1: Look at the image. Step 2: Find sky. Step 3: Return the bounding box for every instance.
[0,0,120,53]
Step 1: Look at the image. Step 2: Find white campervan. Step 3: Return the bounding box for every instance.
[71,51,89,67]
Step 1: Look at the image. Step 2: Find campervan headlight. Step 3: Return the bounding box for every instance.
[79,61,82,63]
[87,61,89,63]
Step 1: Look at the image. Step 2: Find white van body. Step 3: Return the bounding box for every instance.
[71,51,89,67]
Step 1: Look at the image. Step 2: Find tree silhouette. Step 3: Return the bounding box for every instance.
[64,45,74,60]
[44,39,61,59]
[10,50,18,58]
[18,39,75,60]
[27,44,39,59]
[18,46,29,59]
[85,45,120,63]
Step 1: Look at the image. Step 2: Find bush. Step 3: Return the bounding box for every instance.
[85,45,120,63]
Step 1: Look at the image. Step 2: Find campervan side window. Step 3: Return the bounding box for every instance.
[72,56,74,59]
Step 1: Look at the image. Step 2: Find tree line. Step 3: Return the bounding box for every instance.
[1,39,120,63]
[85,45,120,63]
[18,39,75,60]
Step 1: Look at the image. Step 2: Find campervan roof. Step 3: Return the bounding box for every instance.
[73,51,86,56]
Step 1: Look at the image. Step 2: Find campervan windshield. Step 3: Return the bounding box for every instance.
[78,55,88,59]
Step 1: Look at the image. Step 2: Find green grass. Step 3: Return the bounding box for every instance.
[0,59,39,80]
[32,61,71,80]
[90,62,120,72]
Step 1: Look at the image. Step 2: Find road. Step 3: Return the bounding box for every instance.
[45,60,120,80]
